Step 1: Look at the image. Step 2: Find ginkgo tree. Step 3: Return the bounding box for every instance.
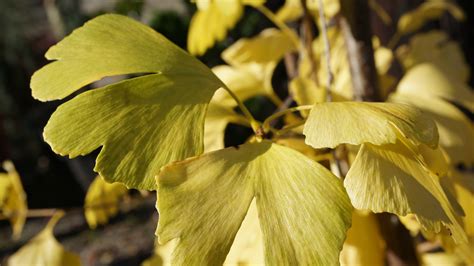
[3,0,473,265]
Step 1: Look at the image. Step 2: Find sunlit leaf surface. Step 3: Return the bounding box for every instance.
[156,141,352,265]
[32,14,224,189]
[303,102,438,149]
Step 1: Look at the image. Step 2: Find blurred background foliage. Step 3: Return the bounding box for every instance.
[0,0,473,264]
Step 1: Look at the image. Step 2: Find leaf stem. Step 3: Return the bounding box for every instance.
[255,5,301,48]
[262,105,312,133]
[222,85,261,133]
[274,119,307,137]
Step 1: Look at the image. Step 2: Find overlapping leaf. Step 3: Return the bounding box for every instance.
[0,161,27,239]
[84,176,128,229]
[31,14,225,189]
[8,211,81,266]
[303,102,438,149]
[390,93,474,165]
[156,141,352,265]
[344,141,466,243]
[276,0,340,22]
[188,0,265,55]
[222,28,297,65]
[397,0,464,35]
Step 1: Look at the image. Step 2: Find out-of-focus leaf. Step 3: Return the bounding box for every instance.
[8,211,81,266]
[276,0,340,22]
[396,63,474,112]
[303,102,438,149]
[340,211,385,265]
[222,28,297,65]
[345,141,467,244]
[422,252,464,266]
[32,14,224,190]
[156,141,352,265]
[289,77,325,116]
[390,93,474,165]
[397,0,465,35]
[211,63,278,106]
[0,161,27,239]
[397,31,470,83]
[204,103,248,152]
[84,176,128,229]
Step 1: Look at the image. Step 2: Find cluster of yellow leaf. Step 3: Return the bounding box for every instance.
[30,1,473,264]
[0,161,27,239]
[84,175,128,229]
[8,211,81,266]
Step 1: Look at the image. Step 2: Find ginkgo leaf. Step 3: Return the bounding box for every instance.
[156,141,352,265]
[303,102,438,149]
[397,0,464,35]
[396,31,470,82]
[32,14,225,189]
[397,64,474,112]
[8,211,81,266]
[339,211,385,266]
[390,93,474,165]
[141,239,176,266]
[188,0,243,56]
[222,28,297,65]
[289,77,326,116]
[421,252,464,266]
[0,161,27,239]
[344,141,466,243]
[276,0,340,22]
[224,199,265,265]
[211,63,279,106]
[204,103,248,152]
[84,176,128,229]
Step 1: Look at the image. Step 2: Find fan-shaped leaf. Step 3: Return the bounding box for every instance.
[8,211,81,266]
[32,14,224,189]
[303,102,438,149]
[156,141,352,265]
[345,141,466,243]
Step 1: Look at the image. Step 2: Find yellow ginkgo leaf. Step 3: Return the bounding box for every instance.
[211,63,279,106]
[204,103,248,152]
[344,141,466,244]
[224,199,265,265]
[141,239,176,266]
[156,141,352,265]
[289,77,326,116]
[222,28,297,65]
[188,0,243,56]
[339,211,385,266]
[397,31,470,83]
[421,252,464,266]
[303,102,438,149]
[32,14,225,189]
[84,176,128,229]
[276,0,340,22]
[390,92,474,165]
[0,161,27,239]
[396,63,474,112]
[397,0,465,35]
[8,211,81,266]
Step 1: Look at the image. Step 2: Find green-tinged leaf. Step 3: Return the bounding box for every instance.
[204,103,248,152]
[390,93,474,165]
[156,141,352,265]
[8,211,81,266]
[396,31,470,82]
[84,176,128,229]
[188,0,243,56]
[303,102,438,149]
[396,63,474,111]
[32,14,224,189]
[211,63,278,107]
[0,161,27,239]
[397,0,464,35]
[222,28,297,65]
[339,211,385,266]
[344,141,466,244]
